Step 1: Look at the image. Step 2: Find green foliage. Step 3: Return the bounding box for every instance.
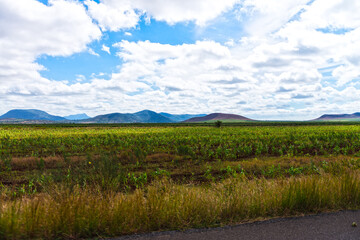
[287,166,303,176]
[2,124,360,161]
[221,165,238,178]
[215,120,223,128]
[0,154,11,172]
[36,157,45,171]
[204,166,215,181]
[151,168,170,179]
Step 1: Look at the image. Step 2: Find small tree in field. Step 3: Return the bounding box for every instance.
[215,120,222,128]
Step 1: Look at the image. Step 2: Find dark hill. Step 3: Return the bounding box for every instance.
[314,112,360,121]
[81,110,174,123]
[133,110,174,123]
[184,113,254,122]
[82,113,138,123]
[0,109,66,121]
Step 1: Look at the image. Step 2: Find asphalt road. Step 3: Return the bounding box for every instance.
[108,210,360,240]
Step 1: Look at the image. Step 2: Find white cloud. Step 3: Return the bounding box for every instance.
[274,0,360,88]
[85,0,140,31]
[0,0,101,58]
[0,0,101,86]
[84,0,239,31]
[108,40,317,117]
[240,0,309,36]
[101,44,111,54]
[300,0,360,29]
[76,74,86,82]
[131,0,239,26]
[88,48,99,56]
[0,0,101,114]
[332,65,360,86]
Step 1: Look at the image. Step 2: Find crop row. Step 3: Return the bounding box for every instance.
[1,126,360,160]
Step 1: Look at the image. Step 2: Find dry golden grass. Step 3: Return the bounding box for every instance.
[1,172,360,239]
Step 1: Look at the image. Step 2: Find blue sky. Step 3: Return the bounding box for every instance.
[37,17,199,84]
[0,0,359,120]
[37,10,246,84]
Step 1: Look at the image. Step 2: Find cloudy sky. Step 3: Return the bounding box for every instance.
[0,0,359,120]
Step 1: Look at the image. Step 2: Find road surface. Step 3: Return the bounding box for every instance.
[108,210,360,240]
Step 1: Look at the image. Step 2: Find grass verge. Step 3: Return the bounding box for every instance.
[0,172,360,239]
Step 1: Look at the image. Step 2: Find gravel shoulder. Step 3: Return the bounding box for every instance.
[107,210,360,240]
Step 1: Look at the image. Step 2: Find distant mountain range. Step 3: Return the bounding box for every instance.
[0,109,66,121]
[82,110,171,123]
[0,109,207,123]
[184,113,254,122]
[1,109,359,123]
[81,110,207,123]
[313,112,360,121]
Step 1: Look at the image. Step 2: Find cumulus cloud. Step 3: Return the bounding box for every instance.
[131,0,239,26]
[84,0,140,31]
[275,0,360,88]
[0,0,101,85]
[239,0,309,36]
[76,74,86,82]
[101,44,111,54]
[88,48,99,56]
[0,0,101,114]
[0,0,101,58]
[107,40,321,118]
[84,0,239,31]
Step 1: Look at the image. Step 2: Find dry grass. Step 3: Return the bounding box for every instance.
[1,172,360,239]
